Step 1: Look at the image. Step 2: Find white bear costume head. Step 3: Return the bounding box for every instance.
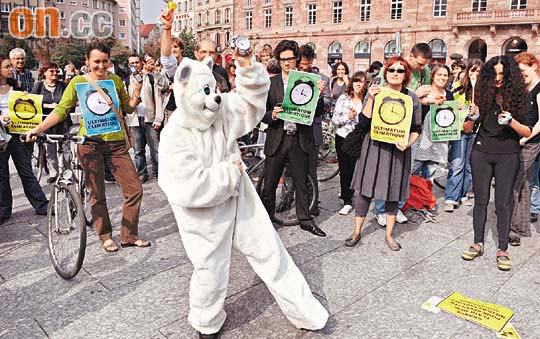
[173,56,223,130]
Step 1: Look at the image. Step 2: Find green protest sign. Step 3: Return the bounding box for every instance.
[280,70,321,125]
[430,101,461,142]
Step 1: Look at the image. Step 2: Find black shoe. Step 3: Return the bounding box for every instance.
[35,209,47,216]
[309,207,320,216]
[47,176,57,184]
[300,223,326,237]
[531,213,538,222]
[0,216,10,225]
[509,235,521,247]
[198,330,221,339]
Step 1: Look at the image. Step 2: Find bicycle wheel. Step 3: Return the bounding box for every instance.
[31,143,46,182]
[47,183,87,280]
[81,184,92,227]
[318,132,339,182]
[256,167,318,227]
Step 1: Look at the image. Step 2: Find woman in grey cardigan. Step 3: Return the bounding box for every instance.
[345,56,423,251]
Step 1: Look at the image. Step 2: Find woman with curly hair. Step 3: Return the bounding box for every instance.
[444,59,483,212]
[461,55,534,271]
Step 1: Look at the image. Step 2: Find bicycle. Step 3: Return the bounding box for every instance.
[240,143,318,226]
[21,133,103,280]
[317,119,339,182]
[31,141,47,182]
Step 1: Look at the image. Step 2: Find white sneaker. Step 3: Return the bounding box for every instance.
[376,213,387,227]
[396,209,408,223]
[339,205,354,215]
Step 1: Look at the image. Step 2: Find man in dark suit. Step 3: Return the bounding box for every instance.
[261,40,327,237]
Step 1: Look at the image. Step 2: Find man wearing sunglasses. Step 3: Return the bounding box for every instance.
[261,39,327,237]
[373,43,433,227]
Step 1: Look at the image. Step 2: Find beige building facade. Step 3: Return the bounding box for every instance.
[229,0,539,73]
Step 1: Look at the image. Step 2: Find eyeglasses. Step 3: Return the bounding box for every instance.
[279,57,296,63]
[387,68,406,74]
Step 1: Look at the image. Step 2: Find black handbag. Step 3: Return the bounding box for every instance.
[342,114,371,158]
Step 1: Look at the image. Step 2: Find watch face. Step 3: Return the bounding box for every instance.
[14,100,38,120]
[290,83,314,105]
[435,108,455,128]
[86,91,111,115]
[379,99,406,125]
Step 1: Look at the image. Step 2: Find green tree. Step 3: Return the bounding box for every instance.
[178,29,196,59]
[50,38,87,69]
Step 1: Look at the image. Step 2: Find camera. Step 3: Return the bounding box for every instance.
[229,35,251,56]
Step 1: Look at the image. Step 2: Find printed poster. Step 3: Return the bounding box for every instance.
[280,70,321,126]
[75,80,121,136]
[437,292,514,333]
[430,101,461,142]
[7,91,43,134]
[370,87,413,144]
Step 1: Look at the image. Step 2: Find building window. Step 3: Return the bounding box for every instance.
[354,41,371,59]
[215,9,221,24]
[119,19,126,27]
[307,4,316,25]
[206,10,209,25]
[93,0,98,8]
[264,9,272,28]
[119,33,126,39]
[285,6,293,27]
[119,6,126,13]
[60,11,65,19]
[360,0,371,21]
[0,4,11,12]
[391,0,403,19]
[265,0,271,4]
[384,40,398,59]
[82,0,89,6]
[57,0,65,3]
[245,0,251,7]
[70,0,77,4]
[225,8,231,23]
[332,1,343,24]
[433,0,447,17]
[245,11,252,30]
[510,0,527,9]
[197,13,201,27]
[472,0,487,11]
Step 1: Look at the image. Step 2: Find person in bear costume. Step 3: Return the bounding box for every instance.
[158,9,328,338]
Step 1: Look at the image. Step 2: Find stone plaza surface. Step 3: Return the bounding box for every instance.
[1,166,540,339]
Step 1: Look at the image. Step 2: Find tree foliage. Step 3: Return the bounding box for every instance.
[50,38,87,69]
[178,29,196,59]
[0,36,38,69]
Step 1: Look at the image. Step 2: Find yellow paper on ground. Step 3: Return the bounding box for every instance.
[370,87,413,144]
[497,323,521,339]
[7,91,43,134]
[437,292,514,333]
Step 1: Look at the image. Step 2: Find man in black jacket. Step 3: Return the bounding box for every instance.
[261,40,327,237]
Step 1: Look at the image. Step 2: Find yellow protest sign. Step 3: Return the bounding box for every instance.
[437,292,514,333]
[370,87,413,144]
[7,91,43,134]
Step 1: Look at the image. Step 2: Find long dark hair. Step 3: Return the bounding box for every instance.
[459,59,483,102]
[345,71,367,101]
[0,54,17,89]
[475,55,529,119]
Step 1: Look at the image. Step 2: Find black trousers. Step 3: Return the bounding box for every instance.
[471,149,520,251]
[308,144,319,209]
[262,134,313,225]
[335,134,356,205]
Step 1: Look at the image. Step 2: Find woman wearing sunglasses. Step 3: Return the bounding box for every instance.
[345,56,422,250]
[31,62,72,184]
[461,55,533,271]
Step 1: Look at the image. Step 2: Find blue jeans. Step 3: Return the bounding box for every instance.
[412,160,439,181]
[374,199,405,214]
[0,137,48,217]
[130,117,159,178]
[444,133,475,204]
[528,160,539,214]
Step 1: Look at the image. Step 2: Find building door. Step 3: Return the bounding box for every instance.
[503,37,527,57]
[468,39,487,62]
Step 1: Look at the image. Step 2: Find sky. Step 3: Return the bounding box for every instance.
[141,0,166,24]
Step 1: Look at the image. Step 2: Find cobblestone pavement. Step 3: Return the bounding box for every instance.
[1,163,540,339]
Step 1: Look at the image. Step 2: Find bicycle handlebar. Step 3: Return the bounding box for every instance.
[20,134,105,145]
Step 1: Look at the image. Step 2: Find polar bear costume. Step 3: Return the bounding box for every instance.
[158,55,329,335]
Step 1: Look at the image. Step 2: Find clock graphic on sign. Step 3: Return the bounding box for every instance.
[378,97,406,125]
[435,106,455,128]
[85,89,112,115]
[289,78,315,106]
[14,97,38,120]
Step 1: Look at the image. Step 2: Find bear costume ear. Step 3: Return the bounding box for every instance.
[202,56,214,70]
[177,59,192,84]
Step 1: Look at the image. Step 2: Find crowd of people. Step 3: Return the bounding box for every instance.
[0,6,539,337]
